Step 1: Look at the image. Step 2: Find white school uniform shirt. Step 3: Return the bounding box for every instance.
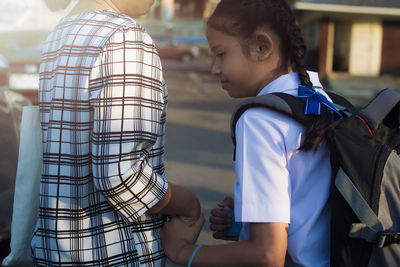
[234,72,331,267]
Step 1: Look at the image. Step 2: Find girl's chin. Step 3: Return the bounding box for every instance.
[222,85,253,98]
[226,90,243,98]
[228,90,257,99]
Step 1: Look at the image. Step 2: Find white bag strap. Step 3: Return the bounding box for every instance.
[2,106,42,266]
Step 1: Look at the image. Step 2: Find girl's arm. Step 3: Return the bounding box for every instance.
[161,216,288,267]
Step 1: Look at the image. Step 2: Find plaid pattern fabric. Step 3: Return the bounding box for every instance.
[33,10,168,266]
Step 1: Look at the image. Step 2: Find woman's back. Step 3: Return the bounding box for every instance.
[35,10,168,266]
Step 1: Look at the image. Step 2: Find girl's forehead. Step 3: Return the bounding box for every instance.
[207,27,234,42]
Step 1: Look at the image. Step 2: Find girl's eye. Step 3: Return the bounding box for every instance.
[216,52,225,58]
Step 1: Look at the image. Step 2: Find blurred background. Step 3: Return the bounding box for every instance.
[0,0,399,266]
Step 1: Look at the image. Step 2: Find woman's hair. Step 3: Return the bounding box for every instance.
[207,0,331,151]
[44,0,72,12]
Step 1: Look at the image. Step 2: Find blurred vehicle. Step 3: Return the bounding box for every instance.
[0,54,32,261]
[0,30,48,105]
[152,34,200,63]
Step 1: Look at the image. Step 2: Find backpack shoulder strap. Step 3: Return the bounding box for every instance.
[361,88,400,130]
[326,91,359,117]
[230,91,357,160]
[230,92,354,147]
[230,93,310,160]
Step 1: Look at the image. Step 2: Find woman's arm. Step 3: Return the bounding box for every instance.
[162,216,288,267]
[90,27,199,223]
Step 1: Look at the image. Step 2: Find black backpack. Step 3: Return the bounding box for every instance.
[230,88,400,267]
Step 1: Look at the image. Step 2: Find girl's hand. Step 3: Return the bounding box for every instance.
[161,214,205,264]
[209,197,238,241]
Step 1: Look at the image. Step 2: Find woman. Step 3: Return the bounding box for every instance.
[35,0,201,266]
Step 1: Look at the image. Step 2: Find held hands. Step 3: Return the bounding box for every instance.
[161,214,205,265]
[177,193,201,227]
[209,197,239,241]
[178,214,199,227]
[148,183,201,227]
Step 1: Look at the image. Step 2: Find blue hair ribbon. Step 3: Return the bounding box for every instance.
[298,85,343,121]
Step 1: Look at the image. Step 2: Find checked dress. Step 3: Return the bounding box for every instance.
[33,9,168,266]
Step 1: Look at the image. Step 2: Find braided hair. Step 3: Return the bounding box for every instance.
[207,0,331,151]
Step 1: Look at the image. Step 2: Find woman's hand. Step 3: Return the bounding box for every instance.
[161,214,205,264]
[209,197,238,241]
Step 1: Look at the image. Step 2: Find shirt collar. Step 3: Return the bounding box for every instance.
[257,71,323,97]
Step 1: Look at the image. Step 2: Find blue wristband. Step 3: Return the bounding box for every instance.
[188,244,204,267]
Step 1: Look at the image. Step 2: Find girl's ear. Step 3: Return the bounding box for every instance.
[253,31,274,61]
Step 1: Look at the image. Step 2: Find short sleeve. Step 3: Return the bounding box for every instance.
[89,26,168,223]
[234,108,292,223]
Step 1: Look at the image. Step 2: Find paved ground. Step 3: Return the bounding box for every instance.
[162,69,238,266]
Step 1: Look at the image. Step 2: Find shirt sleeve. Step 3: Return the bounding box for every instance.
[234,108,292,223]
[89,26,168,223]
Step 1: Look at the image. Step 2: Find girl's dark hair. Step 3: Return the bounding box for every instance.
[207,0,331,151]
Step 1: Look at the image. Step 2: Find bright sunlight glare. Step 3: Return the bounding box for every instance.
[0,0,77,31]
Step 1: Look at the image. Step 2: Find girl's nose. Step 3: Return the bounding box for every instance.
[211,60,220,76]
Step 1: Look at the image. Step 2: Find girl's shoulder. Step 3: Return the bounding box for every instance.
[238,106,303,133]
[235,106,305,152]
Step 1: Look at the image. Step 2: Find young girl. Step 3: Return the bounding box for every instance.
[161,0,334,266]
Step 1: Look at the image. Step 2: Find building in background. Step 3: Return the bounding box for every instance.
[295,0,400,77]
[1,0,399,78]
[140,0,218,42]
[150,0,218,21]
[144,0,400,78]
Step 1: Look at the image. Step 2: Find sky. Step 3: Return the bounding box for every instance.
[0,0,77,31]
